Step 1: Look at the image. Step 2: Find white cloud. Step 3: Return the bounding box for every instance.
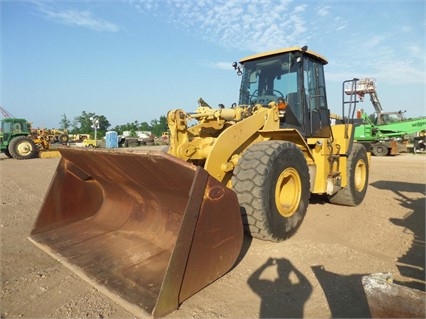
[364,35,385,49]
[129,0,158,12]
[130,0,306,52]
[317,5,330,17]
[129,0,424,86]
[327,39,425,85]
[293,4,307,13]
[400,25,412,33]
[408,45,423,56]
[205,61,234,70]
[36,3,120,32]
[333,16,347,31]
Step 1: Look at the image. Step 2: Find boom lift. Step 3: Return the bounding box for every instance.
[345,78,383,113]
[344,78,426,156]
[29,47,370,317]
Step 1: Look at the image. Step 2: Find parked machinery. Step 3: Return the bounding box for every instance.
[0,117,68,159]
[344,78,426,156]
[0,118,40,159]
[34,128,69,145]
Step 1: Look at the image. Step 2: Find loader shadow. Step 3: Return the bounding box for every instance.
[233,207,253,266]
[371,180,425,291]
[312,265,371,318]
[233,233,253,267]
[309,193,329,205]
[247,257,312,318]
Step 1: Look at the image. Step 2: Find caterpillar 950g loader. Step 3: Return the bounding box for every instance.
[29,46,370,317]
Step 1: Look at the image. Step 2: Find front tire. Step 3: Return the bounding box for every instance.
[232,141,310,242]
[329,143,369,206]
[8,136,38,160]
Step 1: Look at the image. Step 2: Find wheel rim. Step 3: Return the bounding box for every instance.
[373,145,387,156]
[17,141,33,156]
[354,159,367,192]
[275,168,301,218]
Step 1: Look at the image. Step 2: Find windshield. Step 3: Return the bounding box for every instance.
[239,52,299,106]
[377,112,404,125]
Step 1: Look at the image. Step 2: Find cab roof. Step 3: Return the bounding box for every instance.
[239,46,328,65]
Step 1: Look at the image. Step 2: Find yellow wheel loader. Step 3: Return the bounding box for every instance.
[29,46,370,317]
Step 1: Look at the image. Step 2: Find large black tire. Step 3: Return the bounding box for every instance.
[8,136,38,160]
[58,133,69,145]
[413,137,425,153]
[372,143,388,156]
[328,143,369,206]
[232,141,310,242]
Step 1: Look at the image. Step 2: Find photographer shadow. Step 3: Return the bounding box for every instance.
[248,257,312,318]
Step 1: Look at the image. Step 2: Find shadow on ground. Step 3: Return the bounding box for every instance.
[371,180,425,291]
[247,257,312,318]
[312,265,371,318]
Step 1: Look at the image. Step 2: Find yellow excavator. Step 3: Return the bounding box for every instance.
[29,46,370,317]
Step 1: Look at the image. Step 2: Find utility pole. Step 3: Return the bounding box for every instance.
[90,116,99,147]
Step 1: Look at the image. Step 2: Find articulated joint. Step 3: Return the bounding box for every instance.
[220,154,240,173]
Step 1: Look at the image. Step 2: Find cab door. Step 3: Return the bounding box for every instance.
[303,58,332,138]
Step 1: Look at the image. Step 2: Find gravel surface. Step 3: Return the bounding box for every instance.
[1,151,425,318]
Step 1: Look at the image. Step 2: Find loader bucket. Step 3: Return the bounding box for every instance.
[29,148,243,318]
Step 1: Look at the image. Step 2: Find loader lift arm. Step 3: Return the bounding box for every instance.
[167,103,283,186]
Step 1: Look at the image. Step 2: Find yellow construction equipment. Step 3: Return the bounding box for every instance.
[38,149,61,158]
[29,46,370,317]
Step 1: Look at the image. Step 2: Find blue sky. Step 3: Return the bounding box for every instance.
[1,0,425,129]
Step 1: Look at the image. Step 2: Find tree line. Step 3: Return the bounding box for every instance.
[59,111,168,139]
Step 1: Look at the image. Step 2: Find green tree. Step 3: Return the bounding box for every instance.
[139,121,151,131]
[59,114,71,132]
[113,121,142,136]
[150,115,168,137]
[112,119,164,137]
[72,111,111,138]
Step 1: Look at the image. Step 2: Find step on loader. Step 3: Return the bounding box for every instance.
[29,46,370,317]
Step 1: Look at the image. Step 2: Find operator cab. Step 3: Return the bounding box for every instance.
[238,46,332,138]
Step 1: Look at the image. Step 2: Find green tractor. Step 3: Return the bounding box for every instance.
[0,118,38,159]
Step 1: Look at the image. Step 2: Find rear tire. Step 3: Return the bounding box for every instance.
[8,136,38,160]
[372,143,388,156]
[329,143,369,206]
[232,141,310,242]
[58,133,69,145]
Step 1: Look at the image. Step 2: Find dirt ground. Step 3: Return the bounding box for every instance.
[1,150,425,318]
